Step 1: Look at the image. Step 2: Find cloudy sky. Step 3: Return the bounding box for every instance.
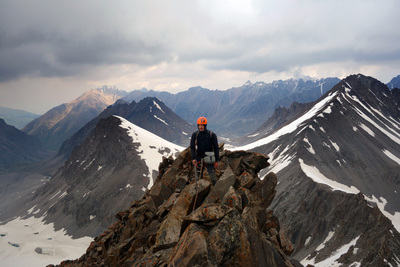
[1,0,400,114]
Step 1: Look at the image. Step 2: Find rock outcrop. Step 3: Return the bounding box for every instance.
[52,144,296,266]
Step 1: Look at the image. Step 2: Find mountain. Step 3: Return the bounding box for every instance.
[0,106,40,129]
[235,74,400,266]
[6,116,183,238]
[0,119,49,173]
[235,101,313,145]
[123,77,341,139]
[49,145,300,267]
[23,85,128,151]
[58,97,195,157]
[4,74,400,266]
[387,75,400,89]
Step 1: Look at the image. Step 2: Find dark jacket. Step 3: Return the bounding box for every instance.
[190,129,219,162]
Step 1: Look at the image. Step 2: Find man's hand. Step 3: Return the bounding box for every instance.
[214,162,219,169]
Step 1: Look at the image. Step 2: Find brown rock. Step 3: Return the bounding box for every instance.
[204,166,239,204]
[168,223,213,267]
[183,203,233,223]
[239,171,256,189]
[154,180,211,250]
[221,186,243,211]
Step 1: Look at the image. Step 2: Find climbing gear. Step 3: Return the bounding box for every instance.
[197,116,207,125]
[203,151,216,164]
[195,159,204,182]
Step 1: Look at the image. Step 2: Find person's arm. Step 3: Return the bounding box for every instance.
[212,133,219,161]
[190,132,197,165]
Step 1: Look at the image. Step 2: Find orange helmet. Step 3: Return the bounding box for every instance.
[197,116,207,125]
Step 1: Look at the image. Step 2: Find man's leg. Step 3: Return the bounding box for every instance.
[206,164,217,185]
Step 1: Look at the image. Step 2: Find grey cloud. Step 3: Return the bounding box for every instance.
[1,0,400,84]
[0,28,172,82]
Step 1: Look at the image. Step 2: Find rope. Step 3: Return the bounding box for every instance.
[192,159,203,212]
[172,159,203,267]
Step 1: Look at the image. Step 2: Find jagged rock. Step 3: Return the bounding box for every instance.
[204,165,239,204]
[50,145,295,267]
[183,203,233,223]
[221,186,243,211]
[168,223,213,267]
[154,179,211,250]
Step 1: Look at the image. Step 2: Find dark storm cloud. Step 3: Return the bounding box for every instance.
[1,0,400,83]
[0,0,176,82]
[0,25,171,82]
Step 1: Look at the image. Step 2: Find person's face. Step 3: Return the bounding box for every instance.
[198,124,205,131]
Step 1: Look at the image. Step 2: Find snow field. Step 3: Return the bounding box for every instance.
[0,216,92,267]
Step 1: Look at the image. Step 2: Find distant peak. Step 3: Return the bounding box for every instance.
[244,80,253,86]
[92,85,128,96]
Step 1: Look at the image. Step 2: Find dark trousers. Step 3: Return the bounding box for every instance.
[195,160,217,184]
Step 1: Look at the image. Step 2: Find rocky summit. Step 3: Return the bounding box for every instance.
[51,144,298,267]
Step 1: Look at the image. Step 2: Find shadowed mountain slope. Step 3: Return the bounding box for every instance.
[235,74,400,266]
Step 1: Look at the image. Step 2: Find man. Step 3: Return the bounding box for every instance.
[190,116,219,185]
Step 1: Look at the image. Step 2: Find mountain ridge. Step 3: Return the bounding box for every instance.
[234,74,400,265]
[22,85,128,151]
[0,106,40,129]
[0,119,49,173]
[58,97,194,157]
[122,77,341,139]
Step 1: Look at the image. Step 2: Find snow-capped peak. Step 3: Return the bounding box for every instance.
[116,116,183,189]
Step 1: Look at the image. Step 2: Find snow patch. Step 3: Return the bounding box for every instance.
[49,190,61,201]
[153,100,165,113]
[316,230,335,251]
[303,137,315,154]
[364,195,400,232]
[305,236,312,246]
[299,159,360,194]
[116,116,183,189]
[382,149,400,166]
[247,132,260,138]
[153,115,169,126]
[235,91,339,151]
[323,104,333,114]
[58,191,67,199]
[348,94,400,144]
[302,235,360,267]
[330,140,340,152]
[83,158,95,170]
[358,123,375,137]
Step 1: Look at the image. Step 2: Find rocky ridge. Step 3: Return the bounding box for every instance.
[52,145,297,267]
